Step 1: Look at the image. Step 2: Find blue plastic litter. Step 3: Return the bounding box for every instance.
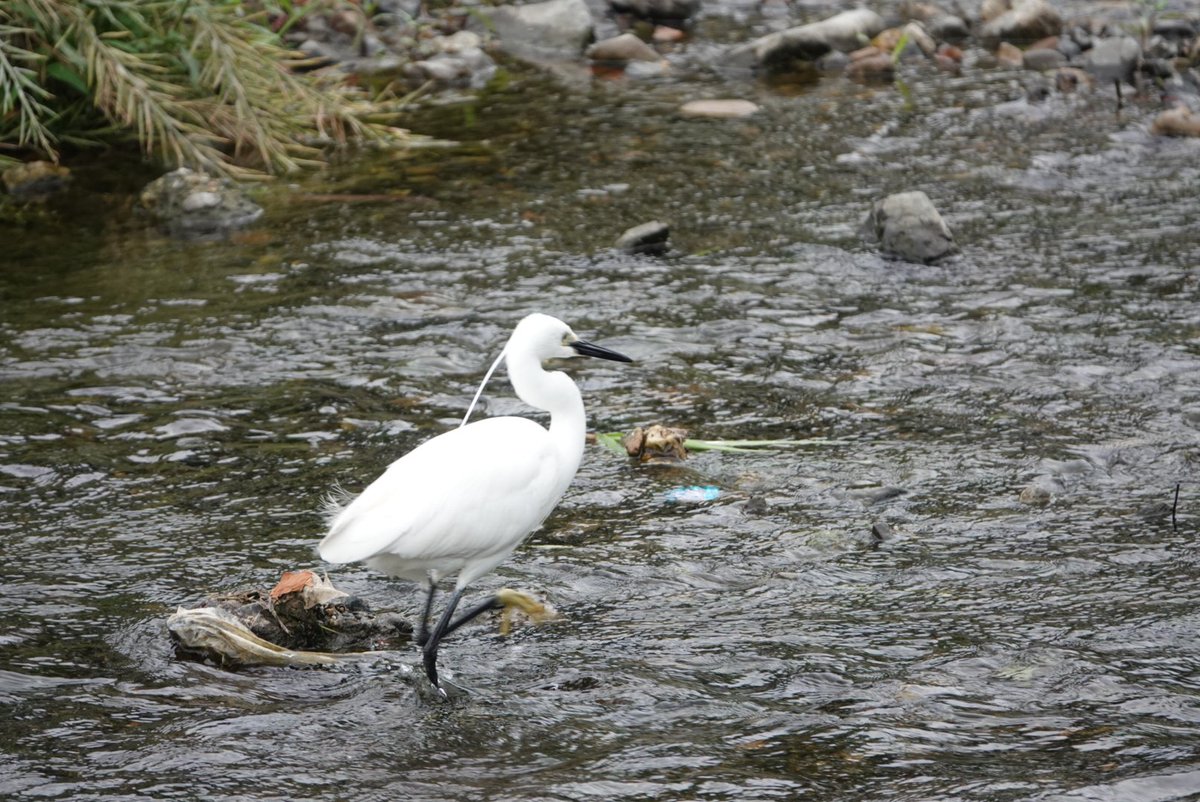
[665,485,722,503]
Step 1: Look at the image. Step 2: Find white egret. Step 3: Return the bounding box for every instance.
[318,313,633,689]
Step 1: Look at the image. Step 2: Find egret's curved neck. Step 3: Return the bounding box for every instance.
[506,350,586,476]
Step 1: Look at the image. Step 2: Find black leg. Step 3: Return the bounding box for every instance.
[441,594,504,638]
[422,587,465,687]
[416,580,437,647]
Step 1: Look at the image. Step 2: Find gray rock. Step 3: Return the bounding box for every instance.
[623,59,671,78]
[1023,47,1066,71]
[1018,483,1053,505]
[815,50,850,72]
[470,0,594,62]
[296,38,344,67]
[926,13,969,43]
[617,220,670,255]
[979,0,1062,47]
[375,0,422,17]
[139,168,263,238]
[408,45,497,88]
[411,56,464,83]
[902,21,937,57]
[1085,36,1141,84]
[607,0,700,23]
[2,160,72,201]
[728,8,885,70]
[1154,19,1197,40]
[862,191,956,264]
[586,33,660,62]
[345,54,408,77]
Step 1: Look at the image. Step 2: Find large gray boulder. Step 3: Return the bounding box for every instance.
[862,191,957,264]
[471,0,594,62]
[727,8,885,70]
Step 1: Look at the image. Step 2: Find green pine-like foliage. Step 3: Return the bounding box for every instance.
[0,0,395,177]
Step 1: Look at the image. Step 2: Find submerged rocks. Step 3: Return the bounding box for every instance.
[470,0,594,62]
[139,168,263,237]
[862,191,957,264]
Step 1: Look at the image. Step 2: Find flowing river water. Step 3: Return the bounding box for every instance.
[3,6,1200,799]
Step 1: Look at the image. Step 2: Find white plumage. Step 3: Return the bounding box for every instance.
[318,313,632,689]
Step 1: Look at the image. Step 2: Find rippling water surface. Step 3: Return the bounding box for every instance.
[3,10,1200,799]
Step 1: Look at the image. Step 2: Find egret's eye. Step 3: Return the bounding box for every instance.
[561,333,574,346]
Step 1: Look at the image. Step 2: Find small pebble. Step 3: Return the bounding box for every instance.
[678,99,760,119]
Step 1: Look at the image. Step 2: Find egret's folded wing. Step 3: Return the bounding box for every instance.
[318,418,554,565]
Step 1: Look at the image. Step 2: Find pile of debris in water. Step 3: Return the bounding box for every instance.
[168,570,556,669]
[168,570,411,668]
[595,423,805,463]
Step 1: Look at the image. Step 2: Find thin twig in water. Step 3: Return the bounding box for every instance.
[1172,482,1180,531]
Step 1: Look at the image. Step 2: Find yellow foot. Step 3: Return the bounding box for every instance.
[494,588,559,636]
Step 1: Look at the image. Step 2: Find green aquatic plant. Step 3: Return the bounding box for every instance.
[594,431,818,455]
[0,0,397,177]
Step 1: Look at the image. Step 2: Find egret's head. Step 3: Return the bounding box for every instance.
[511,313,633,364]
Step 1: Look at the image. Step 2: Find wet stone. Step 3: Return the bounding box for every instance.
[980,0,1063,47]
[1023,48,1066,71]
[678,99,760,118]
[1151,106,1200,137]
[587,33,661,63]
[616,220,671,254]
[1055,66,1095,93]
[3,161,72,201]
[847,50,896,81]
[926,13,969,43]
[862,190,957,264]
[1084,36,1141,84]
[730,8,885,71]
[996,41,1025,68]
[139,168,263,238]
[607,0,700,25]
[1019,484,1053,505]
[469,0,594,62]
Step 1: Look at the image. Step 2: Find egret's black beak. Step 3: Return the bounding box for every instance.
[571,339,633,363]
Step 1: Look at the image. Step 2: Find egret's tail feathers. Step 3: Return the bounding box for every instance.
[321,482,354,526]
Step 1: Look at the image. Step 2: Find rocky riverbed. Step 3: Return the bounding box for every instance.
[3,2,1200,801]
